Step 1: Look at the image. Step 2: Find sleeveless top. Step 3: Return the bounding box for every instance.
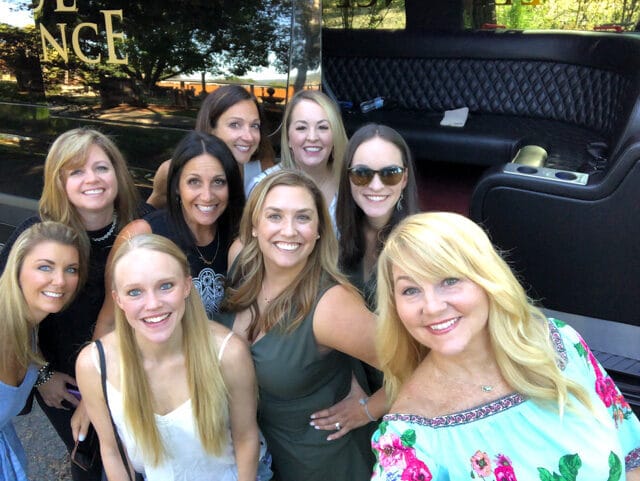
[218,280,374,481]
[96,333,237,481]
[0,364,38,481]
[144,210,227,318]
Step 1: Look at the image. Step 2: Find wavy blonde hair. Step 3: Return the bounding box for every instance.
[280,90,347,184]
[0,221,86,373]
[225,169,350,342]
[39,127,140,253]
[111,234,228,465]
[376,212,592,415]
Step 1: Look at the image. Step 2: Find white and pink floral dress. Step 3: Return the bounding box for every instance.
[371,319,640,481]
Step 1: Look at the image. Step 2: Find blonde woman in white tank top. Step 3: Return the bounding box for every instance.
[76,234,269,481]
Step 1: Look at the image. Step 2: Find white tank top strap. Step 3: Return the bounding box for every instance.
[218,331,235,361]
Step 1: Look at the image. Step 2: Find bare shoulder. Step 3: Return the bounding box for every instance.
[315,283,372,324]
[76,332,118,375]
[317,283,365,310]
[209,321,251,363]
[119,218,152,238]
[227,238,244,268]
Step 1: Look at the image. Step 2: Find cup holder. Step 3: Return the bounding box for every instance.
[516,166,538,175]
[503,163,588,185]
[555,171,577,181]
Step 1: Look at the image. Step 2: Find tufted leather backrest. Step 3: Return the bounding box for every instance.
[325,56,628,136]
[323,29,640,149]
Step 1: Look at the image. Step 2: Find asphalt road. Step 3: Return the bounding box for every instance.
[13,400,72,481]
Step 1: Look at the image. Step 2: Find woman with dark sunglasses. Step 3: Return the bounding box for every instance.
[335,124,420,393]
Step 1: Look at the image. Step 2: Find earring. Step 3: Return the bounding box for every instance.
[396,192,404,212]
[316,234,320,239]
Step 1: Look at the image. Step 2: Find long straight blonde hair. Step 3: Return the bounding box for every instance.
[225,169,351,342]
[376,212,593,415]
[0,221,86,373]
[111,234,228,465]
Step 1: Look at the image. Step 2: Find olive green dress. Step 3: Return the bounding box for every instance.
[219,281,373,481]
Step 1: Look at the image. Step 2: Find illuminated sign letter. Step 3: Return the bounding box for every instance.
[73,23,100,64]
[103,10,128,65]
[40,23,69,62]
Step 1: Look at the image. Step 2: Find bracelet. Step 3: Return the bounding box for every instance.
[359,397,377,422]
[35,362,53,387]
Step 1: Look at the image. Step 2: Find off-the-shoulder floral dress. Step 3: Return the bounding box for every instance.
[371,319,640,481]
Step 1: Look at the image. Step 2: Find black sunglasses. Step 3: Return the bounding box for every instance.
[348,165,406,186]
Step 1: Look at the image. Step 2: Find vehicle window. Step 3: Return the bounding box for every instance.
[0,0,321,200]
[322,0,406,29]
[466,0,640,32]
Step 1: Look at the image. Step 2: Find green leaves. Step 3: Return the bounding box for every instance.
[537,453,581,481]
[607,452,622,481]
[538,453,621,481]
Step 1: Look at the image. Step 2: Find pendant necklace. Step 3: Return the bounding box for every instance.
[194,234,219,266]
[89,213,117,242]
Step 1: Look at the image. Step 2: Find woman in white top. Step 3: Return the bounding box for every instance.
[76,234,263,481]
[247,90,348,227]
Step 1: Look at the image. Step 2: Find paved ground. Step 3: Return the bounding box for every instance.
[13,401,72,481]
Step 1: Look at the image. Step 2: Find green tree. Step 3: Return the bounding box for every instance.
[0,23,44,95]
[36,0,283,93]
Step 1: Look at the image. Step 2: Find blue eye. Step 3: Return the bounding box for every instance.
[160,282,173,290]
[38,265,53,272]
[443,278,459,287]
[251,123,261,130]
[297,214,311,221]
[96,165,110,173]
[127,288,141,297]
[65,266,79,274]
[68,169,83,176]
[267,213,281,220]
[401,286,419,296]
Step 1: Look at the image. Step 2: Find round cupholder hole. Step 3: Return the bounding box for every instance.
[555,171,577,181]
[517,166,538,174]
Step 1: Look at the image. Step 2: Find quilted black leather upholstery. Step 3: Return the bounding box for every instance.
[322,29,640,173]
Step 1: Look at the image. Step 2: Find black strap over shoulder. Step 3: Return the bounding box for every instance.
[95,339,136,481]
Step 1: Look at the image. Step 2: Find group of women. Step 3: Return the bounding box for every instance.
[1,83,638,481]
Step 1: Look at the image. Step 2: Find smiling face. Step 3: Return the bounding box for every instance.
[211,99,261,165]
[19,240,80,323]
[349,137,407,226]
[113,248,191,345]
[392,264,490,358]
[64,144,118,218]
[178,153,229,233]
[287,99,334,171]
[253,185,319,274]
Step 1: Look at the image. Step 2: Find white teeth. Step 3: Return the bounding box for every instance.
[197,205,215,213]
[43,291,63,298]
[275,242,299,251]
[429,317,459,331]
[235,145,250,152]
[365,195,387,202]
[83,189,104,195]
[143,313,169,324]
[304,147,321,152]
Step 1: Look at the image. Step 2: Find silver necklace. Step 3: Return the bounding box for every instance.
[90,213,117,242]
[194,235,219,266]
